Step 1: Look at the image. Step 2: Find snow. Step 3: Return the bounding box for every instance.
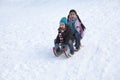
[0,0,120,80]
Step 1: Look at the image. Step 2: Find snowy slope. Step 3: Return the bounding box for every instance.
[0,0,120,80]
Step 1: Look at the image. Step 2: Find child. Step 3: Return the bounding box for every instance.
[67,9,86,51]
[54,17,74,56]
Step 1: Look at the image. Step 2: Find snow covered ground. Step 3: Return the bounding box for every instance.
[0,0,120,80]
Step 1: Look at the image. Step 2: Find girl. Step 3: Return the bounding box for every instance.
[67,9,86,51]
[54,17,74,56]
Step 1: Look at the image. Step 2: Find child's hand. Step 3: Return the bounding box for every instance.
[59,29,64,33]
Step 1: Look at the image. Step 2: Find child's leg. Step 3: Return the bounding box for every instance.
[74,32,81,49]
[54,39,60,52]
[68,40,74,54]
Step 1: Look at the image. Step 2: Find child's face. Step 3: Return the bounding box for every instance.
[60,23,65,29]
[69,12,77,20]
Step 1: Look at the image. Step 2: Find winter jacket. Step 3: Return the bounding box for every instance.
[55,25,74,45]
[68,18,84,38]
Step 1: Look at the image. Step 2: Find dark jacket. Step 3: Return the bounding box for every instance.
[55,25,74,45]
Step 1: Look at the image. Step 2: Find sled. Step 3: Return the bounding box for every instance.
[53,43,72,58]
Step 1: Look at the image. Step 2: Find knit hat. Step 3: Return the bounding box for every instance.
[60,17,67,25]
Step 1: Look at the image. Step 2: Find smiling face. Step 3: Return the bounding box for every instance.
[60,23,65,29]
[69,12,77,20]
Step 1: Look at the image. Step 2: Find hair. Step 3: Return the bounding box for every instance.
[67,9,86,31]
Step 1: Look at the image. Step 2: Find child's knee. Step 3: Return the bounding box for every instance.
[68,40,73,44]
[55,44,59,48]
